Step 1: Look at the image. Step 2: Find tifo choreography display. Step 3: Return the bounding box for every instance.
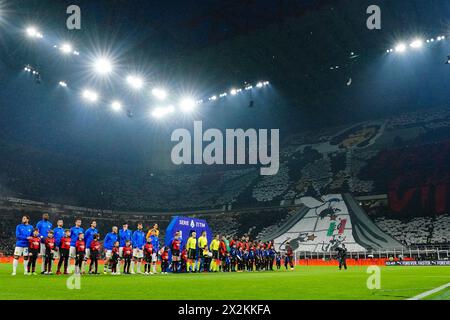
[12,213,300,276]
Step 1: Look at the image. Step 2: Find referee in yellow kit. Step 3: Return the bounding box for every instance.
[186,231,197,272]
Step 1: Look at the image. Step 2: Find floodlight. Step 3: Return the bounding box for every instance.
[152,88,168,100]
[82,89,99,102]
[60,43,73,54]
[111,101,122,112]
[410,39,423,49]
[126,75,144,90]
[151,105,174,119]
[58,81,67,87]
[179,97,196,113]
[93,57,113,75]
[395,43,406,53]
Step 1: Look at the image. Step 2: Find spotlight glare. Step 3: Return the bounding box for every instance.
[151,105,174,119]
[82,89,99,103]
[209,95,217,101]
[126,75,144,90]
[93,57,113,75]
[26,26,43,38]
[111,101,122,112]
[152,88,168,100]
[58,81,67,87]
[256,82,264,88]
[179,97,196,113]
[395,43,407,53]
[410,39,423,49]
[60,43,73,54]
[230,88,238,95]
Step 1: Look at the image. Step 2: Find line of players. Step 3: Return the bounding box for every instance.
[12,213,295,276]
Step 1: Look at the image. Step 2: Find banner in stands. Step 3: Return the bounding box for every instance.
[385,260,450,266]
[164,216,212,248]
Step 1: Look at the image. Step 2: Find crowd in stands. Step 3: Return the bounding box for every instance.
[0,107,449,212]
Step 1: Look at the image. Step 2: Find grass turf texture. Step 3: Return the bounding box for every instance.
[0,264,448,300]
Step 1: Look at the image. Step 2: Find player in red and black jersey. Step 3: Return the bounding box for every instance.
[75,233,85,275]
[43,230,56,274]
[122,240,133,274]
[89,234,101,274]
[57,229,71,274]
[170,231,181,273]
[180,246,187,273]
[111,241,120,274]
[143,237,153,274]
[160,246,170,274]
[27,228,41,275]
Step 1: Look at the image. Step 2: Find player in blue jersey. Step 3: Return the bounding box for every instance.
[69,218,84,271]
[131,223,146,274]
[103,226,119,274]
[12,215,34,276]
[36,213,53,273]
[149,229,159,274]
[52,219,64,270]
[118,223,132,274]
[84,220,98,273]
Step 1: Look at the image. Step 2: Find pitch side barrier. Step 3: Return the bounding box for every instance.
[295,246,450,261]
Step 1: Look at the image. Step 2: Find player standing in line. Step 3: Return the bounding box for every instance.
[219,236,227,272]
[276,253,281,270]
[111,241,120,275]
[36,213,52,274]
[43,230,56,274]
[84,220,98,273]
[209,234,220,272]
[146,223,159,239]
[69,218,84,272]
[52,219,64,271]
[12,215,34,276]
[122,240,133,274]
[103,226,119,274]
[74,232,86,275]
[186,230,197,273]
[197,230,208,272]
[131,223,145,274]
[27,228,41,275]
[89,234,101,274]
[56,229,71,274]
[149,229,159,274]
[170,231,182,273]
[230,243,238,272]
[160,246,170,274]
[143,237,153,274]
[180,246,187,273]
[118,223,132,275]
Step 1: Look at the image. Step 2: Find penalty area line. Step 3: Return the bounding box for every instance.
[406,282,450,300]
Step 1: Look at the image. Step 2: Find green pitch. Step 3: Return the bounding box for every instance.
[0,264,448,300]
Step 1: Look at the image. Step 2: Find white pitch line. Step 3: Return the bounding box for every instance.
[407,282,450,300]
